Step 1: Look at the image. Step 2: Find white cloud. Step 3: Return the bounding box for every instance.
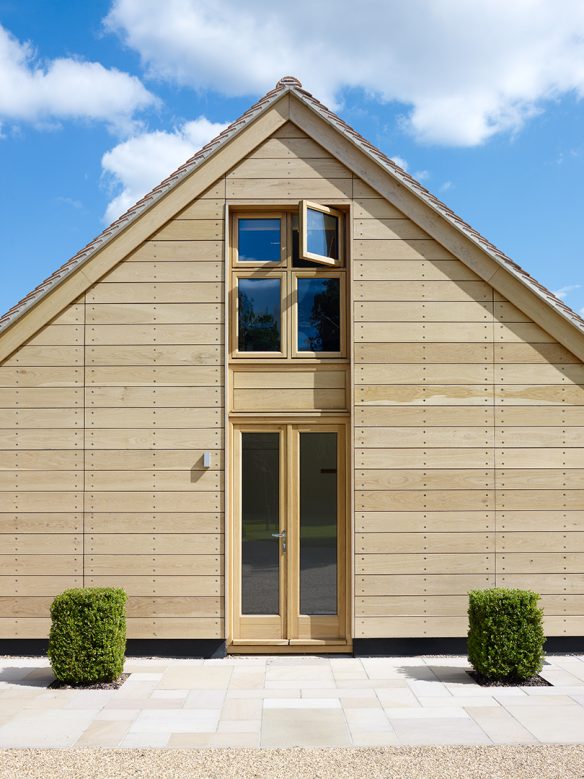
[414,170,430,182]
[553,284,581,300]
[390,156,408,171]
[105,0,584,146]
[440,181,454,193]
[0,24,155,133]
[101,117,229,222]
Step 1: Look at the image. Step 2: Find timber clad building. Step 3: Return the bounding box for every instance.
[1,76,584,656]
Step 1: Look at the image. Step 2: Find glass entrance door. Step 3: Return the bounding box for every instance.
[231,423,348,648]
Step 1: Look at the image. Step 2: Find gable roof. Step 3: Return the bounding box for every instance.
[1,75,583,355]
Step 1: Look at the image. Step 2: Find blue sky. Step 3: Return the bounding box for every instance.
[1,0,584,317]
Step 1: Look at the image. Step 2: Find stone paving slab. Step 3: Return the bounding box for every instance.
[1,655,584,747]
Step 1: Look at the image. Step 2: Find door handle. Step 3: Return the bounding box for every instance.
[271,529,286,551]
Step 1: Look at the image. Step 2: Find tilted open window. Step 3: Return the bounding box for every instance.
[299,201,343,267]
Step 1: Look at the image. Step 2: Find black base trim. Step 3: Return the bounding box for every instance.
[353,636,584,656]
[0,639,226,659]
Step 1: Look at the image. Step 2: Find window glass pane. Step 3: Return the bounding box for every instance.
[241,433,280,615]
[292,213,322,268]
[300,432,337,616]
[307,208,339,260]
[238,218,281,262]
[238,278,281,352]
[297,277,340,352]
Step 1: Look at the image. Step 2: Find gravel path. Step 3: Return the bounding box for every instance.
[1,746,584,779]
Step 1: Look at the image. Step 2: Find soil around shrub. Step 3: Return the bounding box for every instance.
[467,669,551,687]
[48,672,130,690]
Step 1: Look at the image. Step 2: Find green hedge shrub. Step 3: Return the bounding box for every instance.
[48,587,127,684]
[467,588,545,682]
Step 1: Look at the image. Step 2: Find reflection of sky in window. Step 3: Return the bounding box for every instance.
[238,218,281,262]
[239,278,280,318]
[307,209,338,259]
[297,277,340,351]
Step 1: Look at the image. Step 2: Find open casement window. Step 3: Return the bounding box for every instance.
[298,201,343,267]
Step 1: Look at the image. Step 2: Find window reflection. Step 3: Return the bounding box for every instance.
[238,278,281,352]
[297,277,340,352]
[307,208,339,260]
[238,218,281,262]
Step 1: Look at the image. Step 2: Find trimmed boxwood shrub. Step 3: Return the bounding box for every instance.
[48,587,127,684]
[467,588,545,682]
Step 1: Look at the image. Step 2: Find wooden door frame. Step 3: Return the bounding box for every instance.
[227,416,352,653]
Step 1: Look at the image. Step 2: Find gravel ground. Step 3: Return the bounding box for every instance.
[1,746,584,779]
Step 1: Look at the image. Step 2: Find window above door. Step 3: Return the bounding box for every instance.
[230,205,347,360]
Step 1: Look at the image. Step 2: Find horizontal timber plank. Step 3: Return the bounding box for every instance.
[127,240,223,262]
[498,532,584,552]
[86,469,222,492]
[354,219,431,241]
[0,367,83,387]
[356,553,493,575]
[86,386,222,408]
[356,322,492,343]
[0,555,81,575]
[0,535,81,554]
[0,471,82,491]
[495,343,579,364]
[354,343,491,364]
[354,616,468,638]
[85,554,221,576]
[228,157,350,179]
[86,512,223,534]
[0,429,82,449]
[85,491,222,512]
[86,366,221,386]
[85,408,222,429]
[85,450,224,471]
[356,511,494,533]
[495,428,584,447]
[356,407,493,427]
[0,576,82,596]
[496,573,584,593]
[86,533,221,555]
[353,239,456,261]
[0,619,51,638]
[86,324,222,346]
[498,511,584,531]
[85,428,222,450]
[26,325,82,347]
[176,200,223,219]
[495,387,584,406]
[496,490,584,510]
[2,346,82,367]
[353,198,406,220]
[0,408,83,428]
[86,575,222,596]
[356,427,494,448]
[497,449,584,468]
[498,553,584,573]
[86,303,223,325]
[126,618,223,639]
[105,261,222,284]
[354,301,493,322]
[233,388,346,412]
[356,532,493,554]
[249,137,330,159]
[126,596,223,618]
[355,490,493,512]
[356,574,494,596]
[355,448,494,469]
[86,345,221,366]
[354,280,492,303]
[355,260,479,282]
[356,364,493,385]
[356,595,467,617]
[0,388,83,408]
[0,493,82,512]
[355,385,491,406]
[496,364,584,385]
[355,469,493,490]
[0,514,82,533]
[149,220,223,242]
[86,283,221,305]
[227,178,352,198]
[497,469,584,489]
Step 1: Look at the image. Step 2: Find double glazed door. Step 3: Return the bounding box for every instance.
[230,422,349,649]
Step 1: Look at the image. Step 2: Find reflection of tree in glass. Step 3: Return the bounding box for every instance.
[308,280,339,351]
[239,290,279,351]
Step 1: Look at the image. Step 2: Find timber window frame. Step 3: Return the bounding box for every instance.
[299,200,343,267]
[230,206,346,360]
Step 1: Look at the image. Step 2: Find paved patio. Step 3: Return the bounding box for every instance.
[1,654,584,748]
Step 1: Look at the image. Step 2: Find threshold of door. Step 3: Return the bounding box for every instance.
[228,640,352,655]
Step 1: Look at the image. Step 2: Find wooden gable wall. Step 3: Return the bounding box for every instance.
[353,183,584,638]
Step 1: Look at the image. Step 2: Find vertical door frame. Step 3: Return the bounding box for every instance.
[227,416,351,653]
